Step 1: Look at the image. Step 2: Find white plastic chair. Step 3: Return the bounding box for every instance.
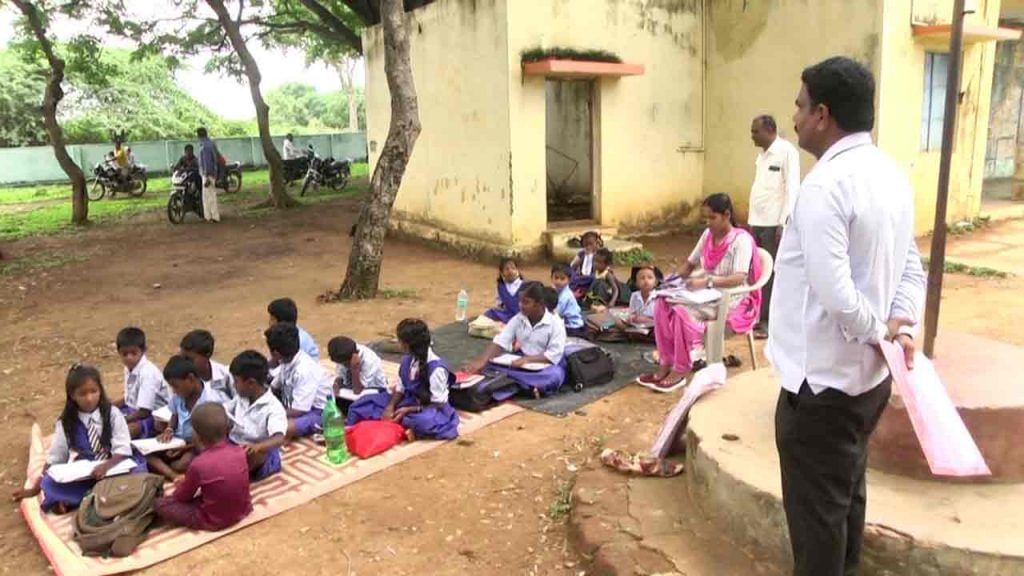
[704,247,774,370]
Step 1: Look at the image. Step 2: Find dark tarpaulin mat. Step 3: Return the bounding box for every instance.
[372,321,656,417]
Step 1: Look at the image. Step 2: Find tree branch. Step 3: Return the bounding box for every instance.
[295,0,363,53]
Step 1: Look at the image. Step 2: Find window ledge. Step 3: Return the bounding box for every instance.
[913,23,1021,49]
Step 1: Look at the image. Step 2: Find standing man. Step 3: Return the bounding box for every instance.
[768,56,925,576]
[749,114,801,339]
[197,127,221,223]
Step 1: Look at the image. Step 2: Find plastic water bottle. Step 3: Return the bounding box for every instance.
[321,394,348,464]
[456,288,469,322]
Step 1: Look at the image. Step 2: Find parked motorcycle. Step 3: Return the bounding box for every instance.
[217,161,243,193]
[282,147,313,186]
[167,168,203,224]
[300,153,351,196]
[89,155,148,200]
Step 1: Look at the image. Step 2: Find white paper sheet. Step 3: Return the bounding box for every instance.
[152,406,173,422]
[47,458,136,483]
[130,437,187,456]
[488,354,548,371]
[649,363,727,459]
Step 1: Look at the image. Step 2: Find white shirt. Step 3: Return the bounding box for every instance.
[494,310,567,365]
[271,350,332,412]
[204,360,236,400]
[123,355,170,412]
[226,389,288,445]
[766,133,926,396]
[47,408,133,465]
[395,348,450,404]
[749,136,802,227]
[628,291,656,318]
[335,344,389,391]
[283,139,302,160]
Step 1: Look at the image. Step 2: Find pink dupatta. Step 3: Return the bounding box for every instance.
[701,228,763,334]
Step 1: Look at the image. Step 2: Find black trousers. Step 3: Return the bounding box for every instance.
[751,226,781,327]
[775,379,891,576]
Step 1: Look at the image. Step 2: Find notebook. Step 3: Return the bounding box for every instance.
[130,437,187,456]
[47,458,137,483]
[488,354,548,372]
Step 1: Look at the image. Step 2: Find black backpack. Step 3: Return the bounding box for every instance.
[450,368,517,412]
[565,346,615,392]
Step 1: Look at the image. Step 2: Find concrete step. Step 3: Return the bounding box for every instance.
[543,222,645,262]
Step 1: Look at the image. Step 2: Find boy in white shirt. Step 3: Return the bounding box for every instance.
[328,336,391,426]
[180,329,236,400]
[226,350,287,480]
[113,327,171,439]
[265,323,332,439]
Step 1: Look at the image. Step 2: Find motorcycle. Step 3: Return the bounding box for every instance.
[167,168,204,224]
[282,147,313,186]
[217,161,243,193]
[300,153,351,196]
[89,155,148,200]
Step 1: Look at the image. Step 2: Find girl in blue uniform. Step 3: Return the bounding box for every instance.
[483,257,524,324]
[382,319,460,441]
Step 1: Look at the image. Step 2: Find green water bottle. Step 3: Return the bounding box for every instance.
[321,394,348,464]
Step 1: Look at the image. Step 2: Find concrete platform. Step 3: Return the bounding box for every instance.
[543,222,645,262]
[685,368,1024,575]
[870,331,1024,481]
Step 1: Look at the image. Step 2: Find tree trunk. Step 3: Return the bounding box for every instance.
[206,0,296,209]
[337,0,420,299]
[337,57,360,131]
[12,0,88,225]
[348,87,360,132]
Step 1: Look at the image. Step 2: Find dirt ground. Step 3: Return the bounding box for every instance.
[1,193,1021,575]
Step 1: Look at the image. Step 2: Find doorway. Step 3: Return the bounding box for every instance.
[546,79,595,223]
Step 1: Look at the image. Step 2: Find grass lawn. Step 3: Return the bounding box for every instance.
[0,163,369,242]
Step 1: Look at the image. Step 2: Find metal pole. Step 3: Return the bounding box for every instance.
[924,0,967,358]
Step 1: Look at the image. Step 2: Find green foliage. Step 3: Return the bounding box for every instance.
[521,47,622,64]
[264,82,365,133]
[547,479,574,522]
[0,48,248,146]
[921,258,1011,279]
[615,248,656,266]
[0,253,87,276]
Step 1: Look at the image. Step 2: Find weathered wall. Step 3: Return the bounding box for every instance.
[363,0,517,252]
[704,0,883,221]
[545,79,594,207]
[506,0,705,243]
[876,0,1002,233]
[985,39,1023,179]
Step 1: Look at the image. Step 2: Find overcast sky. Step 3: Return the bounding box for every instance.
[0,5,364,120]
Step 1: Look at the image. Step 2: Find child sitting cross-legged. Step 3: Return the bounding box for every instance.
[147,355,227,482]
[154,403,252,531]
[381,319,460,441]
[267,297,320,361]
[225,350,287,481]
[113,327,170,439]
[550,264,586,338]
[584,248,623,312]
[482,257,524,324]
[328,336,391,426]
[11,364,146,514]
[265,322,333,439]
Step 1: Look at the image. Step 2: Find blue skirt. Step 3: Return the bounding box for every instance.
[344,391,390,427]
[291,408,323,437]
[251,446,282,481]
[397,396,460,440]
[41,454,147,513]
[484,307,516,324]
[488,361,566,399]
[120,405,155,438]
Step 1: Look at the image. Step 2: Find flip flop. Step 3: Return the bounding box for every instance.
[636,373,665,385]
[600,449,684,477]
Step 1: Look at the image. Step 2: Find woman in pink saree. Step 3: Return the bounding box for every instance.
[638,193,763,392]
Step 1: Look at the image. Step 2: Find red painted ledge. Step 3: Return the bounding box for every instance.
[522,59,645,79]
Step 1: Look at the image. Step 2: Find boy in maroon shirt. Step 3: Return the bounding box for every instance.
[155,403,252,531]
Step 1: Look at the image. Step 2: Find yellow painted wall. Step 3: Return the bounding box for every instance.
[505,0,705,244]
[363,0,518,252]
[876,0,1001,233]
[703,0,883,221]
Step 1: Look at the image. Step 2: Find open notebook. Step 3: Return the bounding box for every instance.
[47,458,137,484]
[489,354,549,372]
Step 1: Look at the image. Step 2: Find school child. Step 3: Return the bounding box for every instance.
[550,264,586,337]
[569,230,603,296]
[154,403,253,531]
[225,350,287,481]
[148,355,227,482]
[267,297,320,361]
[113,327,170,439]
[381,319,459,441]
[328,336,391,426]
[180,329,236,399]
[12,364,146,513]
[265,322,333,439]
[483,257,524,324]
[462,281,568,399]
[627,264,659,324]
[584,248,623,311]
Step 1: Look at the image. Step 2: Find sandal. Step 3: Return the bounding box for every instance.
[636,373,666,385]
[600,449,684,477]
[649,376,687,393]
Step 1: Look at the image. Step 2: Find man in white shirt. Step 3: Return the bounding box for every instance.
[749,115,801,338]
[282,134,303,160]
[768,57,925,576]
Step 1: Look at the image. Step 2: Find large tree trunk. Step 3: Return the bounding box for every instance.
[13,0,88,225]
[337,0,420,299]
[336,57,360,131]
[206,0,296,209]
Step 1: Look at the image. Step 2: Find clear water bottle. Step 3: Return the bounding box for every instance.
[456,288,469,322]
[321,394,348,464]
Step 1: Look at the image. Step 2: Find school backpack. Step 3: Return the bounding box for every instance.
[73,473,164,557]
[450,368,517,412]
[565,345,616,392]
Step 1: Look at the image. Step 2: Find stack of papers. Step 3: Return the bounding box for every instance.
[47,458,136,483]
[489,354,549,372]
[655,287,722,305]
[130,437,187,455]
[152,406,173,422]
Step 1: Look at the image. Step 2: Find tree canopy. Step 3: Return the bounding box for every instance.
[264,81,364,133]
